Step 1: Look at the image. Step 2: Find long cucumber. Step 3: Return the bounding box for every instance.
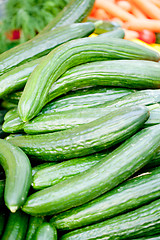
[34,222,57,240]
[0,139,32,212]
[60,198,160,240]
[21,124,160,216]
[50,166,160,230]
[18,37,160,122]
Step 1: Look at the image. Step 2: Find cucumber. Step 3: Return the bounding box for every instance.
[98,28,125,38]
[1,210,29,240]
[34,222,57,240]
[0,139,32,212]
[145,104,160,126]
[50,166,160,230]
[0,180,4,204]
[60,198,160,240]
[18,37,160,122]
[26,216,44,240]
[21,124,160,216]
[41,0,95,34]
[7,105,149,162]
[2,110,24,133]
[87,18,120,34]
[24,89,160,134]
[0,22,95,75]
[32,163,57,177]
[4,108,17,121]
[133,235,160,240]
[1,100,17,110]
[0,213,6,237]
[32,151,109,190]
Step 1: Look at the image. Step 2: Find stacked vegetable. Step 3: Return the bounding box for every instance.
[0,0,160,239]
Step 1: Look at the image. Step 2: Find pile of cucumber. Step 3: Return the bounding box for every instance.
[0,0,160,239]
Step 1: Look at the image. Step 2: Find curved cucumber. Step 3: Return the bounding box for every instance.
[7,106,149,162]
[21,124,160,216]
[2,110,24,133]
[26,216,44,240]
[0,139,32,212]
[60,198,160,240]
[0,22,95,75]
[1,210,29,240]
[18,37,160,122]
[34,222,57,240]
[51,166,160,230]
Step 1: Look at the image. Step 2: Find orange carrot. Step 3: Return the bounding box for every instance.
[130,0,160,20]
[124,29,140,40]
[95,0,136,22]
[150,0,160,9]
[125,19,160,32]
[117,0,132,12]
[131,5,148,19]
[94,8,110,20]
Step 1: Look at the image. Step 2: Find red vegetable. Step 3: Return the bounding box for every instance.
[138,29,156,44]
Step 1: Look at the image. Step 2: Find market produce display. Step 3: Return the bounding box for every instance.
[0,0,160,239]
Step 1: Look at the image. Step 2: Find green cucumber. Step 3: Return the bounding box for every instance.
[50,166,160,230]
[32,163,57,177]
[145,104,160,126]
[0,139,32,212]
[32,151,109,190]
[0,180,4,204]
[24,89,160,134]
[60,198,160,240]
[41,0,95,33]
[0,213,6,237]
[133,235,160,240]
[7,105,149,162]
[21,124,160,216]
[1,101,17,110]
[4,108,17,121]
[1,210,29,240]
[2,110,24,133]
[87,18,120,34]
[0,22,95,75]
[98,28,125,38]
[18,37,160,122]
[26,216,44,240]
[34,222,57,240]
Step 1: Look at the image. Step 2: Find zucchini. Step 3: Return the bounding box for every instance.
[60,198,160,240]
[24,89,160,134]
[0,180,4,204]
[50,166,160,230]
[26,216,44,240]
[0,22,95,75]
[21,124,160,216]
[0,139,32,212]
[1,210,29,240]
[18,37,160,122]
[34,222,57,240]
[7,105,149,162]
[41,0,95,33]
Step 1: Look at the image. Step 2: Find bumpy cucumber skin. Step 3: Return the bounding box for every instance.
[2,110,24,133]
[0,139,32,212]
[34,222,57,240]
[60,199,160,240]
[7,106,149,161]
[21,124,160,217]
[41,0,95,33]
[0,22,95,75]
[26,216,44,240]
[18,37,160,122]
[1,211,29,240]
[51,167,160,230]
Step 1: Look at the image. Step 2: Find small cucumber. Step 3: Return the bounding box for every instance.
[1,210,29,240]
[60,198,160,240]
[18,37,160,122]
[26,216,44,240]
[0,22,95,75]
[34,222,57,240]
[0,139,32,212]
[7,106,149,162]
[21,124,160,216]
[50,166,160,230]
[87,18,120,34]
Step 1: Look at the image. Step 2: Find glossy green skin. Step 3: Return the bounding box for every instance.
[18,38,160,122]
[34,223,57,240]
[47,59,160,103]
[61,199,160,240]
[51,167,160,230]
[4,108,17,121]
[0,22,95,75]
[7,106,149,162]
[41,0,95,33]
[98,28,125,38]
[32,151,108,190]
[0,139,32,212]
[21,124,160,216]
[2,110,24,133]
[1,211,29,240]
[32,163,57,177]
[0,180,4,204]
[24,89,160,134]
[26,216,44,240]
[145,104,160,126]
[133,236,160,240]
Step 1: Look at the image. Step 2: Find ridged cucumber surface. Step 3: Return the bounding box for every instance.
[18,37,160,122]
[2,110,24,133]
[0,139,32,212]
[26,216,44,240]
[7,106,149,161]
[145,104,160,126]
[34,222,57,240]
[50,166,160,230]
[60,198,160,240]
[21,124,160,216]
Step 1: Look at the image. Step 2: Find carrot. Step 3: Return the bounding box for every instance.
[150,0,160,9]
[131,5,148,19]
[117,0,132,12]
[95,0,136,22]
[94,8,110,20]
[125,19,160,32]
[130,0,160,20]
[124,29,140,39]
